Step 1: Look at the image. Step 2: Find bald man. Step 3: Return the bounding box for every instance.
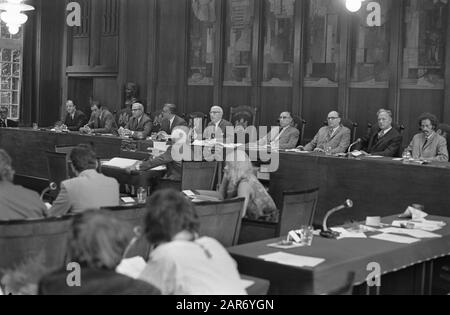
[204,106,233,142]
[258,112,299,149]
[63,100,87,131]
[299,111,351,154]
[124,103,153,139]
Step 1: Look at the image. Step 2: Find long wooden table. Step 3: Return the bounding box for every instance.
[269,152,450,226]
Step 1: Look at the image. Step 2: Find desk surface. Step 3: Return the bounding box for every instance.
[229,215,450,294]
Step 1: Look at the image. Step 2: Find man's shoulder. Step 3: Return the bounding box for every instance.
[76,110,86,117]
[221,119,233,127]
[0,183,39,198]
[285,126,300,135]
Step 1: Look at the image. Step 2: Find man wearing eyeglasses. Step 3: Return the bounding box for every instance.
[120,103,153,139]
[258,112,299,149]
[204,106,233,142]
[298,111,350,154]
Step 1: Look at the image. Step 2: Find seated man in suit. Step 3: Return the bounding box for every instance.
[120,102,153,139]
[0,149,47,220]
[404,113,449,162]
[204,106,234,143]
[47,144,120,217]
[298,111,350,154]
[62,100,87,131]
[355,109,402,157]
[80,101,118,135]
[156,103,187,140]
[0,106,18,128]
[257,112,299,149]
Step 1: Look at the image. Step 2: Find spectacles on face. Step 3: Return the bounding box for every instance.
[279,116,289,120]
[328,117,339,121]
[210,111,221,115]
[132,109,141,112]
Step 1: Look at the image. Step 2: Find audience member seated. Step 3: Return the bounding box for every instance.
[404,113,449,162]
[119,103,153,139]
[62,100,87,131]
[157,103,187,140]
[355,109,402,157]
[298,111,350,154]
[200,151,278,222]
[80,101,118,135]
[39,211,161,295]
[47,145,120,217]
[129,126,189,182]
[257,112,299,149]
[0,149,47,221]
[204,106,234,142]
[138,189,247,295]
[0,106,18,128]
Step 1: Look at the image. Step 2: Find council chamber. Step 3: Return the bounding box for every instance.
[0,0,449,297]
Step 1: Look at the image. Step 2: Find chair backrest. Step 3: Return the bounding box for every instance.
[230,106,257,128]
[0,216,73,273]
[45,151,70,191]
[292,116,306,146]
[368,122,405,135]
[277,188,319,236]
[187,112,208,133]
[195,197,245,247]
[181,161,219,191]
[341,119,358,143]
[55,145,76,155]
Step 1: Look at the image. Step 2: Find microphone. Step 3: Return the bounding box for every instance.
[40,182,58,201]
[347,139,361,154]
[320,199,354,239]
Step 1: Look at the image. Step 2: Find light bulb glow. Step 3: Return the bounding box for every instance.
[0,0,34,35]
[346,0,363,12]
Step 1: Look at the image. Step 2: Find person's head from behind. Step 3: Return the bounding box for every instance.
[131,102,145,119]
[66,100,76,115]
[162,103,176,120]
[210,106,224,124]
[418,113,438,138]
[69,144,97,176]
[90,101,102,117]
[0,106,8,120]
[0,149,15,183]
[278,112,293,128]
[224,150,254,194]
[68,211,133,270]
[327,111,341,129]
[144,189,199,247]
[377,109,393,131]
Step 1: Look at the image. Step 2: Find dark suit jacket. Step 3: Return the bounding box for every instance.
[140,146,182,181]
[125,114,153,138]
[0,119,18,128]
[64,110,87,131]
[357,126,403,157]
[204,119,234,142]
[0,181,47,220]
[39,268,161,295]
[159,115,187,134]
[87,109,118,134]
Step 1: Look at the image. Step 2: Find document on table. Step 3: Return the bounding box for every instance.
[103,158,139,169]
[259,252,325,268]
[379,227,442,239]
[150,165,166,171]
[330,227,367,239]
[392,220,446,232]
[370,233,420,244]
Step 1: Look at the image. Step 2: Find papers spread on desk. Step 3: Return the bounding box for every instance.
[365,155,384,158]
[258,252,325,268]
[392,220,446,232]
[102,158,139,169]
[267,242,304,250]
[379,227,442,239]
[121,197,136,204]
[370,233,420,244]
[284,149,311,154]
[153,141,169,152]
[330,227,367,239]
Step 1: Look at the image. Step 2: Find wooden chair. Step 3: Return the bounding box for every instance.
[367,122,405,135]
[195,197,245,247]
[238,188,319,244]
[323,119,358,143]
[187,112,208,133]
[292,115,307,146]
[181,161,219,191]
[101,205,150,259]
[45,151,70,197]
[229,106,258,128]
[0,216,73,273]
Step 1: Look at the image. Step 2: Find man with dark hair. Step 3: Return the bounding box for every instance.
[0,149,47,220]
[47,145,120,217]
[355,109,403,157]
[157,103,187,139]
[404,113,448,162]
[0,106,18,128]
[39,211,161,295]
[80,101,118,135]
[62,100,87,131]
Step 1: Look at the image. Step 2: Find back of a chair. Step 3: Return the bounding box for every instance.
[292,116,306,146]
[55,145,76,155]
[230,106,257,128]
[45,151,70,192]
[341,119,358,143]
[195,198,245,247]
[277,188,319,236]
[187,112,208,132]
[0,217,73,273]
[181,161,218,191]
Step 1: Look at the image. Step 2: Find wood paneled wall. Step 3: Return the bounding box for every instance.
[23,0,450,147]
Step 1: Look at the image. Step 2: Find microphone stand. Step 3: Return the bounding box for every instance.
[40,182,58,201]
[320,199,354,239]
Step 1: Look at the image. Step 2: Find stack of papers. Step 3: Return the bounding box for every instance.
[330,227,367,240]
[258,252,325,268]
[102,158,139,169]
[379,227,442,239]
[370,234,420,244]
[392,220,446,232]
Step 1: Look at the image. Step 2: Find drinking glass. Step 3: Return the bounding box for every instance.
[299,226,314,246]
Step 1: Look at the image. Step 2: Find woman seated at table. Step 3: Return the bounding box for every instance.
[199,150,278,222]
[139,189,247,295]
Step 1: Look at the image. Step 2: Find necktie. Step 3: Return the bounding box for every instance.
[378,130,384,139]
[422,138,429,151]
[326,128,334,142]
